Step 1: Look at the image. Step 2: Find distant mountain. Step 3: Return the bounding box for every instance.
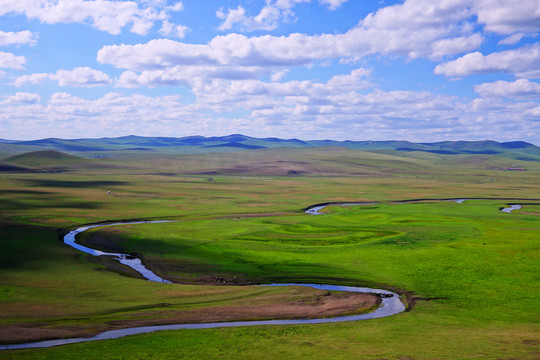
[1,135,539,161]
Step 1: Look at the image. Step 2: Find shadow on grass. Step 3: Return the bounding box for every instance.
[1,198,103,211]
[23,179,130,188]
[0,222,67,270]
[0,189,56,195]
[82,228,355,285]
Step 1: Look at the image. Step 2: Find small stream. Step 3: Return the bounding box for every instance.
[304,198,524,215]
[501,204,522,213]
[63,221,173,283]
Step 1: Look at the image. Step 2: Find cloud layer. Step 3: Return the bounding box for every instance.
[0,0,539,143]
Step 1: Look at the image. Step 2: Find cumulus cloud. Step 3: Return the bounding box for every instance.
[217,0,349,32]
[0,30,37,46]
[434,44,540,78]
[474,0,540,35]
[2,92,40,104]
[0,0,185,35]
[54,67,112,87]
[430,34,483,59]
[116,64,268,88]
[14,67,111,87]
[102,0,494,77]
[97,28,477,77]
[1,84,539,142]
[159,21,189,38]
[217,0,312,32]
[0,51,25,69]
[0,91,199,140]
[12,73,49,86]
[167,2,184,12]
[474,79,540,98]
[217,6,247,31]
[215,0,539,39]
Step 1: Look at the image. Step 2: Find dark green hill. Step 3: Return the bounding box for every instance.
[4,150,85,167]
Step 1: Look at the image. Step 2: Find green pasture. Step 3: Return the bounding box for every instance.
[80,200,539,320]
[0,148,539,359]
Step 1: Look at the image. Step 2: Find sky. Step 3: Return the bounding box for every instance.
[0,0,539,143]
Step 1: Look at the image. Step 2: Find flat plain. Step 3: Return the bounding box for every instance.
[0,145,539,359]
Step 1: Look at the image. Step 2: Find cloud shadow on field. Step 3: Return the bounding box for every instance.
[23,179,130,188]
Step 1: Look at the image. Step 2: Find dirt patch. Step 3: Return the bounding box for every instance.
[0,325,84,344]
[0,290,380,344]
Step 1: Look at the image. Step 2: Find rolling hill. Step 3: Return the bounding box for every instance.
[0,135,539,161]
[2,150,87,172]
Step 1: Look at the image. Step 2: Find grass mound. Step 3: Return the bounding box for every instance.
[3,150,84,167]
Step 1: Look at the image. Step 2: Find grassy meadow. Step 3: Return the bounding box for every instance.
[0,147,539,359]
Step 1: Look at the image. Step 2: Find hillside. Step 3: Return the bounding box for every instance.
[2,150,88,172]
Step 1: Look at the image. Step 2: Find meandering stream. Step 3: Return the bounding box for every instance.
[1,199,525,350]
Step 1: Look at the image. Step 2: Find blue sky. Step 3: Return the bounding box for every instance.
[0,0,539,143]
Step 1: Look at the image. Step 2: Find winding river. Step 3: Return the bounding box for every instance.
[0,199,525,350]
[0,282,404,350]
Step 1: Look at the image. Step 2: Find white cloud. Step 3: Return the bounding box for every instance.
[271,69,289,82]
[216,0,539,38]
[0,91,199,140]
[0,51,25,69]
[116,65,267,88]
[159,21,189,38]
[217,6,247,31]
[2,92,40,104]
[54,67,112,87]
[175,24,189,39]
[13,67,111,87]
[319,0,348,11]
[217,0,337,32]
[526,105,540,119]
[0,30,37,46]
[430,34,483,59]
[3,1,540,143]
[474,0,540,35]
[12,73,49,86]
[498,33,527,45]
[474,79,540,98]
[167,2,184,12]
[434,44,540,78]
[0,0,185,35]
[103,0,489,75]
[1,85,539,143]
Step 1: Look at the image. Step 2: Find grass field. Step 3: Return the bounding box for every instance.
[0,148,538,359]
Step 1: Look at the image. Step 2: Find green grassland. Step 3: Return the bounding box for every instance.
[0,147,539,359]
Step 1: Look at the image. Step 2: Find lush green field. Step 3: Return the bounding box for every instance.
[0,148,539,359]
